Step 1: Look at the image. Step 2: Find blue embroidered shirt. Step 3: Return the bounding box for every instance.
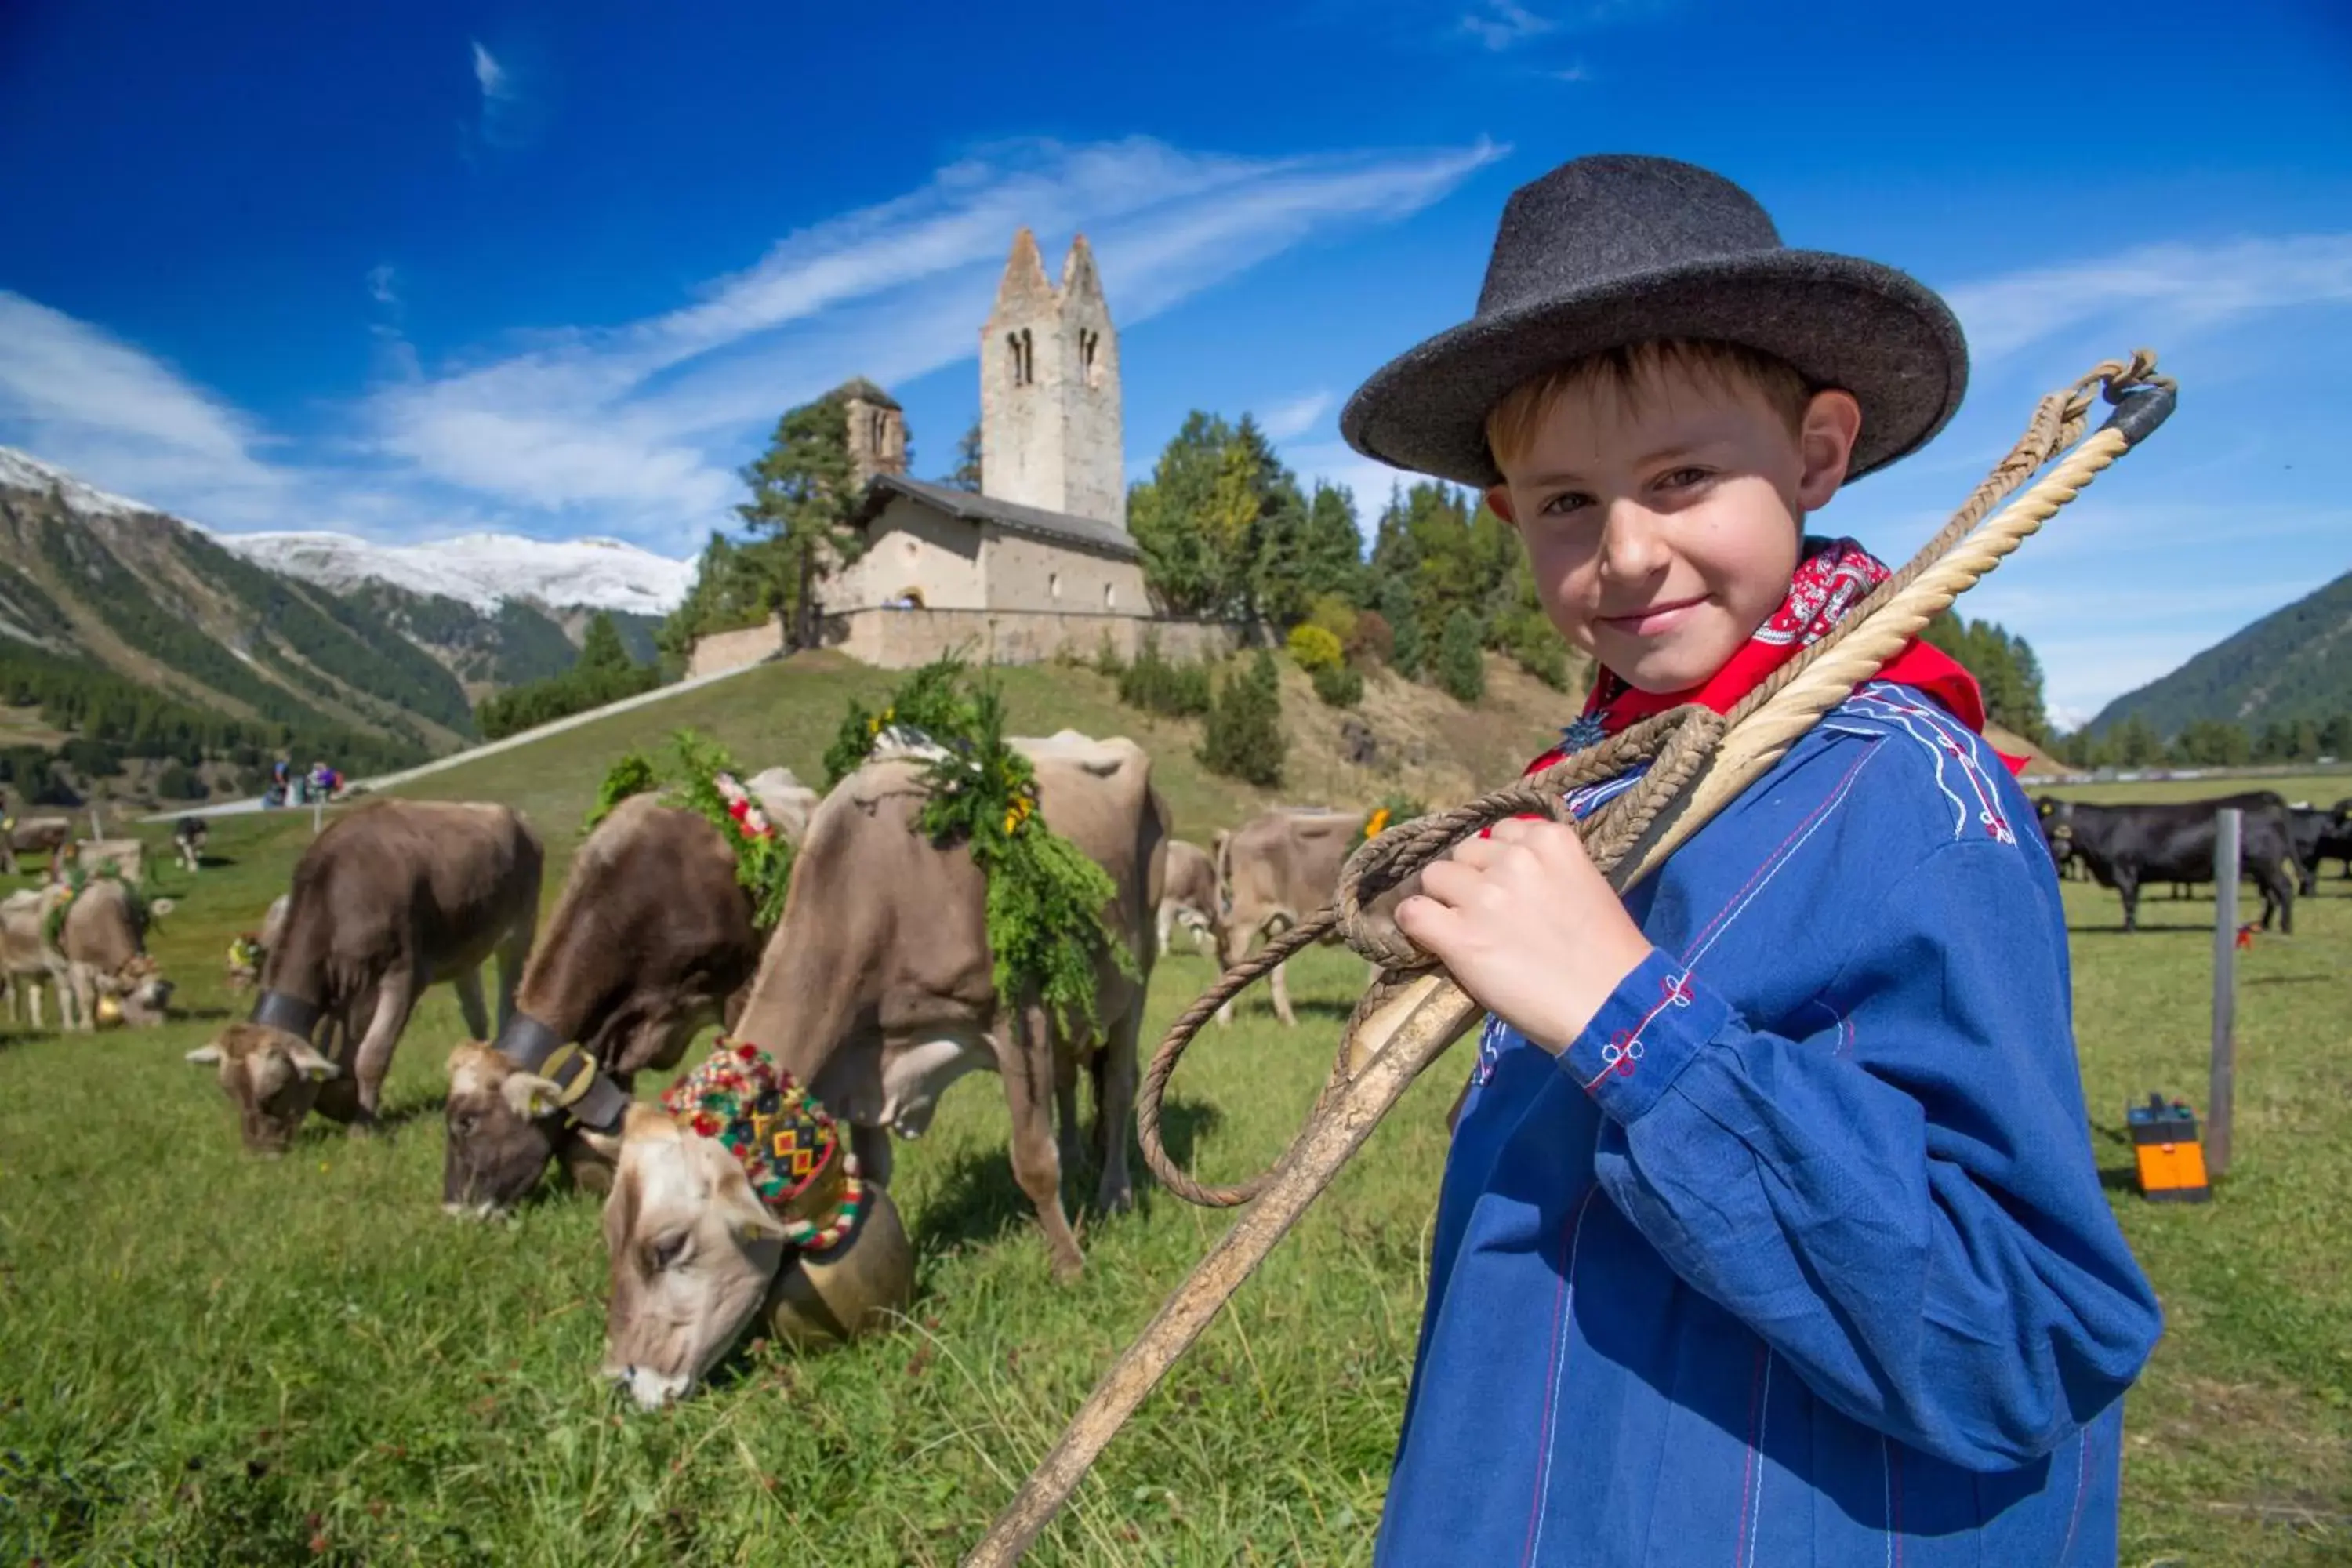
[1374,683,2163,1568]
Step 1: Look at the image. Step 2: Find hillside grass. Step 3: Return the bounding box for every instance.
[2,749,2348,1563]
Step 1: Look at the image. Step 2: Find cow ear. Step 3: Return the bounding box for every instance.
[287,1044,340,1082]
[185,1044,223,1065]
[574,1123,624,1162]
[501,1072,562,1120]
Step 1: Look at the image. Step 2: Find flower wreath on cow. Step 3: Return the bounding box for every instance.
[586,730,794,933]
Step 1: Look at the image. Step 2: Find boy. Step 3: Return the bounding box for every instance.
[1339,156,2160,1564]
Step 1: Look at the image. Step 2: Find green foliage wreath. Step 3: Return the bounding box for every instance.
[43,866,150,950]
[826,655,1136,1035]
[585,731,795,932]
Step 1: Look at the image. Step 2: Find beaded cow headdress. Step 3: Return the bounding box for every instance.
[659,1038,867,1254]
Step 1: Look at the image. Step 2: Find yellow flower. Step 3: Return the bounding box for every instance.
[1364,807,1392,840]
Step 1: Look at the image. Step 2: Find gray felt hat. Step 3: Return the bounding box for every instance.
[1340,154,1968,488]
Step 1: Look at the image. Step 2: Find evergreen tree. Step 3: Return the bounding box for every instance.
[1130,412,1233,616]
[946,419,984,492]
[734,390,870,637]
[575,612,633,677]
[1199,652,1286,786]
[2115,715,2161,767]
[1298,482,1365,606]
[2324,714,2352,760]
[1436,608,1486,703]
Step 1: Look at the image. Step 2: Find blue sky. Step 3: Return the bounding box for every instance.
[1,0,2347,723]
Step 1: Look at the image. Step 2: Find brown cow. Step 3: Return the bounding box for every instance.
[1156,837,1221,956]
[442,795,763,1216]
[185,800,542,1152]
[70,838,145,883]
[600,735,1165,1406]
[59,877,173,1029]
[1,887,71,1029]
[1214,807,1410,1027]
[2,815,73,877]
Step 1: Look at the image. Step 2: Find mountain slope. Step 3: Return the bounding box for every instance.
[2091,569,2352,737]
[0,449,473,767]
[219,529,692,616]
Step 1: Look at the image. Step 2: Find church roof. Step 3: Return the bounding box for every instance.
[828,376,902,410]
[851,474,1139,561]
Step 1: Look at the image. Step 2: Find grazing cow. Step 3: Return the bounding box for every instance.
[1,887,72,1029]
[2034,793,2298,933]
[599,735,1165,1407]
[743,767,820,847]
[442,796,764,1216]
[2,815,73,877]
[1156,837,1220,956]
[58,877,173,1029]
[2286,802,2352,892]
[173,816,208,873]
[185,800,542,1152]
[1214,807,1414,1027]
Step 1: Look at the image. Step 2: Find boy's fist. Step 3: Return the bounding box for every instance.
[1394,816,1653,1055]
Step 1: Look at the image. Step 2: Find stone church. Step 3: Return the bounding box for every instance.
[686,229,1236,677]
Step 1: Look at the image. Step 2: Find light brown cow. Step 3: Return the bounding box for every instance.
[71,838,145,883]
[1156,837,1221,956]
[442,795,764,1216]
[744,767,820,847]
[186,800,542,1152]
[1214,807,1412,1027]
[59,877,173,1029]
[1,887,71,1029]
[600,735,1166,1406]
[2,815,73,877]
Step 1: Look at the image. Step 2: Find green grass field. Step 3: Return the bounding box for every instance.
[3,742,2348,1564]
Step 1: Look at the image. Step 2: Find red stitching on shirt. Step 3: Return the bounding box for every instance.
[1581,971,1690,1092]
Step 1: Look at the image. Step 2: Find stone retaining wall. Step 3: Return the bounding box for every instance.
[822,608,1246,670]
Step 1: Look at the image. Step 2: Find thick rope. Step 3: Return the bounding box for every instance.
[1133,350,2173,1211]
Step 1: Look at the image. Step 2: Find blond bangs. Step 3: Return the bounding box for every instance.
[1484,340,1816,473]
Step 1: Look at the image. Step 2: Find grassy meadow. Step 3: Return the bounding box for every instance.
[2,672,2349,1564]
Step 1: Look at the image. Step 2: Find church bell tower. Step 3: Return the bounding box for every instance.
[978,229,1124,528]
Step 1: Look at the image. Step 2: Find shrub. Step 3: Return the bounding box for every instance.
[1348,609,1394,668]
[155,760,208,800]
[1436,609,1485,704]
[1116,636,1213,719]
[1200,652,1286,787]
[1305,593,1359,648]
[59,736,123,778]
[1311,662,1364,708]
[1286,624,1345,674]
[1389,613,1425,679]
[1494,608,1571,691]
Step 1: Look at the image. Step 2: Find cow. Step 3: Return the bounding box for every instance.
[184,800,543,1153]
[598,735,1166,1407]
[58,877,173,1028]
[2286,802,2352,894]
[744,767,820,847]
[173,816,208,873]
[1,887,71,1029]
[1213,807,1414,1027]
[442,796,764,1217]
[71,838,144,883]
[2,815,73,877]
[2034,793,2298,934]
[1156,837,1220,956]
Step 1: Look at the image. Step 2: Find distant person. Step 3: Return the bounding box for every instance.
[1343,154,2160,1566]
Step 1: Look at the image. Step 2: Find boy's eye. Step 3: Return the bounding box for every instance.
[1537,490,1594,517]
[1657,466,1711,490]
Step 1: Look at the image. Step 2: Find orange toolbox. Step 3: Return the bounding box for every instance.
[2127,1092,2211,1203]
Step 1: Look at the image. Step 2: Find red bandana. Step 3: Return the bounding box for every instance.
[1526,538,2028,779]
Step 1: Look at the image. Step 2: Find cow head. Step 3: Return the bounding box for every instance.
[185,1022,340,1154]
[100,954,174,1026]
[600,1104,789,1409]
[441,1043,590,1216]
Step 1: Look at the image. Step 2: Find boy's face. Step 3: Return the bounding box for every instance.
[1488,366,1860,695]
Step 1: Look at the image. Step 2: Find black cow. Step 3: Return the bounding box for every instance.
[2034,792,2297,934]
[172,815,209,874]
[2287,801,2352,893]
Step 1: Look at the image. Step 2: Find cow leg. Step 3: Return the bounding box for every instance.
[452,966,492,1041]
[1155,904,1173,955]
[348,970,419,1127]
[2115,868,2141,934]
[64,964,95,1033]
[850,1121,895,1190]
[1091,1010,1139,1218]
[493,921,531,1034]
[1000,1007,1083,1280]
[1270,956,1297,1028]
[1054,1045,1084,1180]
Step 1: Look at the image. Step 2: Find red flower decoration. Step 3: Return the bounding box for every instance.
[735,1040,759,1062]
[691,1112,720,1137]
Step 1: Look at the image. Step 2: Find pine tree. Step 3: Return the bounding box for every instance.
[1436,608,1485,703]
[1130,412,1232,617]
[576,612,633,677]
[733,388,873,639]
[946,419,983,492]
[1299,482,1365,607]
[1199,652,1286,786]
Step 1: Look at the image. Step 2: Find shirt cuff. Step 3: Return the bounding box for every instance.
[1558,948,1730,1123]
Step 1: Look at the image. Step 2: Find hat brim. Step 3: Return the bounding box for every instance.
[1338,249,1966,488]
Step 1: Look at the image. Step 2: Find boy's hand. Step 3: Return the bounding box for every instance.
[1394,817,1654,1055]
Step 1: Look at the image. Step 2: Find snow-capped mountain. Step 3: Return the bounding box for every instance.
[218,530,695,616]
[0,445,151,520]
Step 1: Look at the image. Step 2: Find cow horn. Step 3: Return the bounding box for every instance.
[184,1044,223,1065]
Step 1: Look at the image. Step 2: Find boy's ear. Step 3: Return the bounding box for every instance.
[1795,390,1863,511]
[1485,485,1518,526]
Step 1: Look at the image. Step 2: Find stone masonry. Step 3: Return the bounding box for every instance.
[980,230,1123,529]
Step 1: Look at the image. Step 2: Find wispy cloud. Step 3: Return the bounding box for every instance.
[467,39,538,152]
[365,263,400,307]
[1945,233,2352,363]
[1258,390,1334,442]
[1460,0,1555,49]
[1548,61,1593,82]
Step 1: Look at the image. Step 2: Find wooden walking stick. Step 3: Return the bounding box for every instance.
[966,355,2177,1566]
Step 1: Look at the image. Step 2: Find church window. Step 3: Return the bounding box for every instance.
[869,409,887,448]
[1049,572,1062,601]
[1007,328,1034,387]
[1079,328,1101,388]
[1104,582,1117,611]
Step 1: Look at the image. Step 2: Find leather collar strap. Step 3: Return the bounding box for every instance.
[249,989,321,1039]
[489,1012,632,1134]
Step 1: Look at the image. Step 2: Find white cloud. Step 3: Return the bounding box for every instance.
[469,40,529,151]
[470,40,508,100]
[1460,0,1555,49]
[1945,233,2352,364]
[365,264,400,307]
[1258,390,1334,442]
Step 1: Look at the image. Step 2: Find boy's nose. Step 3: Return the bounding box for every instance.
[1596,501,1669,578]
